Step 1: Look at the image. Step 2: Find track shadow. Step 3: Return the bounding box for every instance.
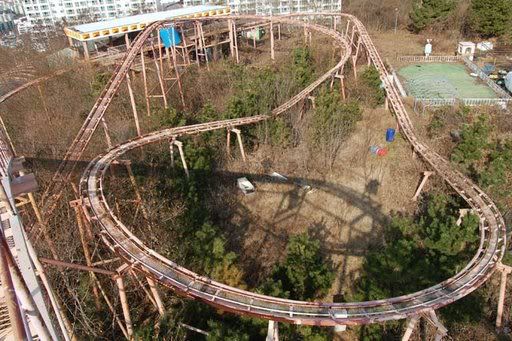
[23,157,390,292]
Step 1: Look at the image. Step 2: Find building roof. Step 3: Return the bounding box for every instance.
[64,5,230,42]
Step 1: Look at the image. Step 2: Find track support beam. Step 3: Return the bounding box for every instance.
[412,171,434,201]
[266,320,279,341]
[169,139,189,179]
[227,128,246,162]
[496,263,511,329]
[402,315,419,341]
[116,276,134,339]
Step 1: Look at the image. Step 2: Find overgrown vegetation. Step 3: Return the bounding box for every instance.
[260,233,335,301]
[409,0,456,33]
[309,87,362,168]
[425,106,512,269]
[354,193,480,339]
[361,66,386,107]
[468,0,512,37]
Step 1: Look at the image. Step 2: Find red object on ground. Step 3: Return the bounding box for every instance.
[377,148,388,156]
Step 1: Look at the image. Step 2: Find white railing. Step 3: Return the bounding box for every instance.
[462,98,512,106]
[397,55,462,63]
[462,57,512,99]
[414,97,512,114]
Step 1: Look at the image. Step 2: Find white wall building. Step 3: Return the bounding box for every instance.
[21,0,162,30]
[183,0,342,15]
[1,0,24,33]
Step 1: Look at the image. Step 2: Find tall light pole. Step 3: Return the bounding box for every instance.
[394,8,399,34]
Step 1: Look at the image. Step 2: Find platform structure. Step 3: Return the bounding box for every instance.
[64,5,231,60]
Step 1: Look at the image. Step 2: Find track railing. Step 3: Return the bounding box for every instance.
[70,14,508,326]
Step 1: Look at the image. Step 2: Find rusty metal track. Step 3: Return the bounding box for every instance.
[68,14,507,326]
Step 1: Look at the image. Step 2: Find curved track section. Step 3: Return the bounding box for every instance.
[79,14,507,326]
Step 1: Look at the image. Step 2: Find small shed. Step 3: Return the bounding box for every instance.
[458,42,476,60]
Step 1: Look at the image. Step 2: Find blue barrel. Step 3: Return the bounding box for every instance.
[386,128,396,142]
[159,27,182,48]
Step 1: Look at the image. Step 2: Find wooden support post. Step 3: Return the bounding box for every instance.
[266,320,279,341]
[231,128,246,162]
[426,310,447,341]
[385,97,389,111]
[151,43,168,109]
[232,20,239,63]
[193,23,200,67]
[125,73,141,136]
[345,21,350,39]
[226,128,231,156]
[124,33,130,48]
[82,41,89,60]
[303,24,307,45]
[170,45,186,108]
[179,26,191,65]
[308,96,316,109]
[354,37,362,61]
[456,208,472,226]
[336,74,346,100]
[228,19,235,57]
[402,316,419,341]
[101,118,113,149]
[270,19,275,61]
[129,270,158,307]
[171,140,189,179]
[116,276,133,339]
[40,258,116,276]
[277,23,281,40]
[140,50,151,116]
[496,264,511,329]
[333,16,337,31]
[70,200,101,309]
[352,56,358,80]
[196,21,209,70]
[169,137,175,167]
[350,24,356,46]
[157,32,164,80]
[412,171,434,201]
[147,277,165,316]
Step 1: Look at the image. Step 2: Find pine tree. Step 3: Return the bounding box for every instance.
[409,0,456,33]
[469,0,512,37]
[262,233,334,301]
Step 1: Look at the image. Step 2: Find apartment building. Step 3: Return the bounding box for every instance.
[183,0,342,15]
[21,0,160,29]
[1,0,24,33]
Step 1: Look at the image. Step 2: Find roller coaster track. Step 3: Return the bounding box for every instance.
[66,13,506,326]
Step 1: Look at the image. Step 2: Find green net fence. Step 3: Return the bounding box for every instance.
[398,63,497,99]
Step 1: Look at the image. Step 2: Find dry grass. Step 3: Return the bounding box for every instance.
[218,105,423,296]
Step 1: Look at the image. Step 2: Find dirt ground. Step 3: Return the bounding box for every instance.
[218,105,424,297]
[371,30,460,61]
